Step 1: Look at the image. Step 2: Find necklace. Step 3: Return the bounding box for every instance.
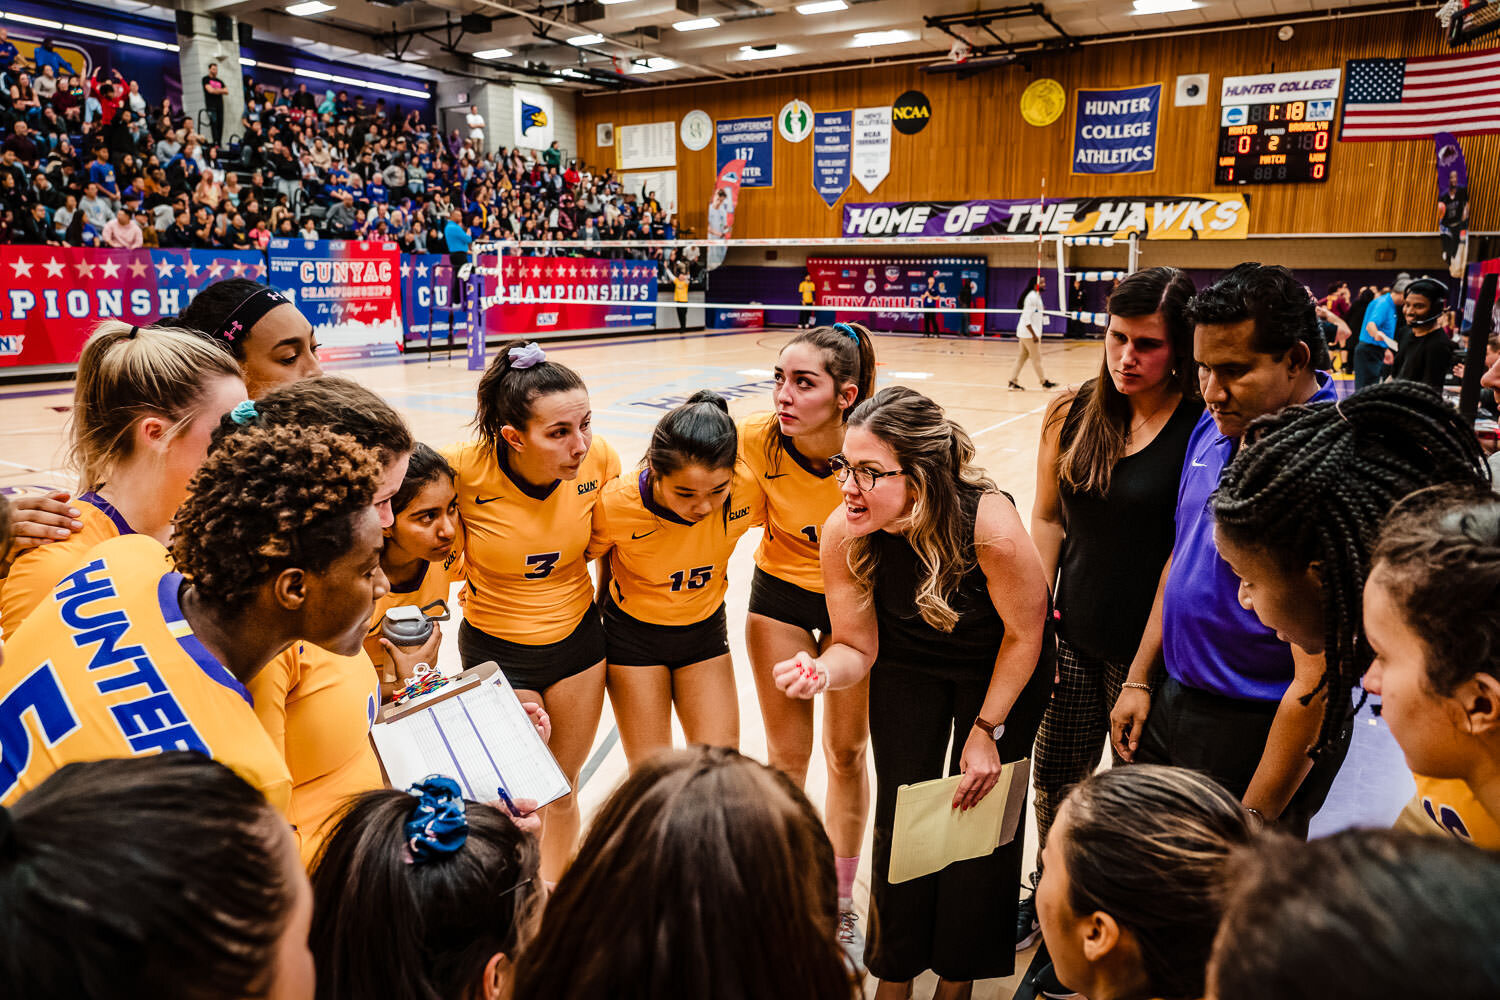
[1126,393,1177,441]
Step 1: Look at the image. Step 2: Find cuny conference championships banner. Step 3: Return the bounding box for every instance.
[267,239,404,362]
[842,194,1252,240]
[475,254,658,336]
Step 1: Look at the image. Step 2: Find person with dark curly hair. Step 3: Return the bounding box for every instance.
[0,422,385,812]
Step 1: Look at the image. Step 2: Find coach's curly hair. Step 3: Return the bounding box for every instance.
[1210,381,1488,755]
[171,423,381,613]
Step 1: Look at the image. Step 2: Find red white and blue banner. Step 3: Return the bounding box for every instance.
[401,254,470,343]
[267,239,404,362]
[0,247,263,368]
[807,256,987,334]
[476,255,658,335]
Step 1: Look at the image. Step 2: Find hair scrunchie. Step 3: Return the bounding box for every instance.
[229,400,259,426]
[508,342,548,369]
[833,322,860,343]
[403,776,468,863]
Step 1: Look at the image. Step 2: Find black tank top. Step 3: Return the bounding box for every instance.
[869,487,1005,674]
[1054,380,1202,663]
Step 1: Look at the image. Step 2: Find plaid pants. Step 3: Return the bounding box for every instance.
[1032,636,1128,853]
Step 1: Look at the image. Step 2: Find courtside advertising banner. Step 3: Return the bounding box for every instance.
[807,256,986,334]
[0,247,262,368]
[1072,83,1161,175]
[267,239,403,362]
[842,194,1251,240]
[476,254,657,335]
[814,110,853,207]
[401,254,470,343]
[716,116,775,188]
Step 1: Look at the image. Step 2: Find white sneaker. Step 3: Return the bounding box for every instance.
[837,906,867,974]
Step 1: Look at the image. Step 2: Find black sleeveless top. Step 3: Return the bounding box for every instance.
[869,487,1005,675]
[1054,380,1202,663]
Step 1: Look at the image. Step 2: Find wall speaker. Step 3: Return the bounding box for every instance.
[174,10,196,36]
[238,22,255,47]
[215,14,234,40]
[675,0,698,14]
[461,13,492,35]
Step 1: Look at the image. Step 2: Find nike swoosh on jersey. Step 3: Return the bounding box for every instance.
[632,530,656,539]
[764,472,789,479]
[476,495,502,504]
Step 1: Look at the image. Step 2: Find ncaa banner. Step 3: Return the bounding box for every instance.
[716,116,774,188]
[401,254,470,343]
[1072,83,1161,175]
[852,106,892,193]
[513,89,555,151]
[813,110,853,208]
[477,255,657,335]
[842,194,1251,240]
[807,256,986,334]
[267,239,403,362]
[0,247,261,368]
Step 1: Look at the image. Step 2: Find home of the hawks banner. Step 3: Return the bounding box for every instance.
[842,194,1251,240]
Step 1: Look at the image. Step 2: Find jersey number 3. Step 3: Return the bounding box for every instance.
[0,664,80,798]
[524,552,562,579]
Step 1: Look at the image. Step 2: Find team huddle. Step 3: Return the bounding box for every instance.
[0,266,1498,1000]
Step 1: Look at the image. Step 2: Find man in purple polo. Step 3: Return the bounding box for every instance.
[1110,262,1348,837]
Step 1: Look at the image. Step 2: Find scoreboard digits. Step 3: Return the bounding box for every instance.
[1215,99,1334,185]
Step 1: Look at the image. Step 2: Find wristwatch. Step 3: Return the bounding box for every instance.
[974,715,1005,741]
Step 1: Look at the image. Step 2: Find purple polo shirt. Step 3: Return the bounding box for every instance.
[1162,372,1335,702]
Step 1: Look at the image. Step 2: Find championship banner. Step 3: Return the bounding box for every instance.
[267,239,403,362]
[401,254,469,343]
[1437,133,1471,279]
[814,110,853,208]
[852,106,893,193]
[707,158,745,271]
[842,194,1251,240]
[476,255,657,335]
[1072,83,1161,175]
[716,116,774,188]
[0,247,262,368]
[807,256,987,334]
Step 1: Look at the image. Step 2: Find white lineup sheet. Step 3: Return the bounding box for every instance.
[372,673,570,807]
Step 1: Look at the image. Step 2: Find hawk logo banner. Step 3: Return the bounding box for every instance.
[513,90,555,149]
[521,102,548,134]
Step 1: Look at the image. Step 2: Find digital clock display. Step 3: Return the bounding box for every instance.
[1216,99,1334,185]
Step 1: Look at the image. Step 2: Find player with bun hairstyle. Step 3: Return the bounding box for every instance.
[588,390,762,767]
[0,423,385,812]
[445,339,621,879]
[0,753,314,1000]
[739,322,878,955]
[2,321,245,632]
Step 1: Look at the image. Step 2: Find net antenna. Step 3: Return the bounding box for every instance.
[1442,0,1500,46]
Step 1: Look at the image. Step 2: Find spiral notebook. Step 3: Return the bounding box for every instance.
[371,662,571,809]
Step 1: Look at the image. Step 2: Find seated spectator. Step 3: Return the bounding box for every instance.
[50,193,75,240]
[2,120,38,163]
[0,753,314,1000]
[14,201,52,244]
[325,192,359,237]
[79,182,113,232]
[32,38,75,80]
[136,208,159,247]
[101,206,142,248]
[161,206,193,247]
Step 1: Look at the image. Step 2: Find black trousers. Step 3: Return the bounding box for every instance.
[1353,341,1386,392]
[1134,674,1352,839]
[677,305,687,331]
[922,311,939,336]
[205,105,223,145]
[866,648,1053,983]
[798,307,812,327]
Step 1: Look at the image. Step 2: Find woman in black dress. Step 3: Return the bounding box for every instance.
[775,385,1054,997]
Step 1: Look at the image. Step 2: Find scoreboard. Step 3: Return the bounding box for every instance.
[1216,99,1334,185]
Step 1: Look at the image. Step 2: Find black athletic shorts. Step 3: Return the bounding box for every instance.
[457,608,605,692]
[747,566,831,638]
[601,594,730,669]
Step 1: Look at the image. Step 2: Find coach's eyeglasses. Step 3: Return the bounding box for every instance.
[830,454,905,492]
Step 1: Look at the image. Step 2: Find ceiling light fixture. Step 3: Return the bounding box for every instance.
[628,57,677,73]
[673,17,720,31]
[4,13,64,29]
[796,0,847,14]
[851,29,915,47]
[473,47,514,59]
[737,43,790,60]
[285,1,336,16]
[1130,0,1201,13]
[567,33,605,46]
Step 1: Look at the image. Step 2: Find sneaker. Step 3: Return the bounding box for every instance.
[1016,886,1041,950]
[837,907,867,973]
[1042,380,1059,389]
[1009,380,1024,391]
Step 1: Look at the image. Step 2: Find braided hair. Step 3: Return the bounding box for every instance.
[1210,381,1489,754]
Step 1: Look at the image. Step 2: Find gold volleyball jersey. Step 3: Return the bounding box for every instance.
[1396,774,1500,850]
[2,492,132,635]
[444,438,620,644]
[366,526,467,645]
[249,641,383,865]
[737,414,841,593]
[0,534,292,812]
[588,466,763,626]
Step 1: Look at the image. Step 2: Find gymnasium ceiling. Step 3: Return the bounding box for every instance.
[107,0,1433,89]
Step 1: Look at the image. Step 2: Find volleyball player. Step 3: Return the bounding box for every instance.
[1208,383,1490,839]
[1,754,314,1000]
[235,378,416,863]
[176,277,324,398]
[2,322,244,632]
[739,322,877,954]
[0,422,385,811]
[775,386,1053,993]
[588,391,762,768]
[445,340,621,880]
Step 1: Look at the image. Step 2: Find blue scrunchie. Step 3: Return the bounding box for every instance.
[229,400,259,426]
[833,322,860,343]
[508,342,548,369]
[404,776,468,862]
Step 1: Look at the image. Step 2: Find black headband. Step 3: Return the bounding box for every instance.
[211,286,290,344]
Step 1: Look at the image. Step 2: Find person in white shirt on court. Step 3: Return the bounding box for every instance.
[1011,275,1058,391]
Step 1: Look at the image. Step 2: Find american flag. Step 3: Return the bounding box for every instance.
[1342,48,1500,141]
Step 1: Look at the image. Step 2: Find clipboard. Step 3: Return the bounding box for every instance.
[887,758,1031,885]
[371,661,571,810]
